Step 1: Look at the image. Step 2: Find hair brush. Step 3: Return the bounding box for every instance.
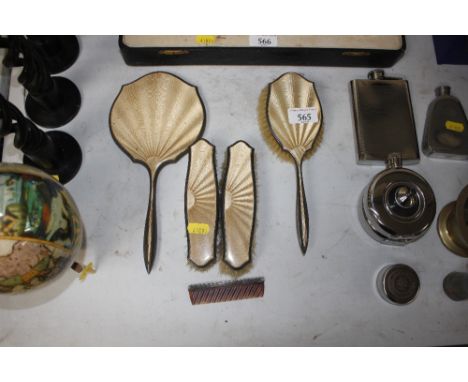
[258,72,323,254]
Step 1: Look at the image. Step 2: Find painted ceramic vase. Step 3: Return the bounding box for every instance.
[0,163,83,293]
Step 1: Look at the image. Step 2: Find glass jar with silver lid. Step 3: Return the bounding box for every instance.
[359,153,436,245]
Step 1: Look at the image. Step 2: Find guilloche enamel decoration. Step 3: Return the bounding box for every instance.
[264,72,323,254]
[222,141,256,270]
[110,72,205,273]
[185,139,218,268]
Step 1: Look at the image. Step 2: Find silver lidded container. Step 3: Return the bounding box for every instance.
[359,153,436,245]
[376,264,420,305]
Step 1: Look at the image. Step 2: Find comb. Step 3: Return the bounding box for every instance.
[188,277,264,305]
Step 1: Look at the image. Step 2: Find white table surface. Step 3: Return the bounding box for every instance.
[1,35,467,346]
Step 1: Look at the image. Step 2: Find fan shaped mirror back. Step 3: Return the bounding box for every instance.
[110,72,205,171]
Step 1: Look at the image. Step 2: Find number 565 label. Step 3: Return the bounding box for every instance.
[288,107,318,125]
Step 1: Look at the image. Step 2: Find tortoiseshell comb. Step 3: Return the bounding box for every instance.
[189,277,264,305]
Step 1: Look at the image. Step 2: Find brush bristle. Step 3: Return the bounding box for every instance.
[186,258,215,272]
[258,86,294,163]
[219,259,253,278]
[257,86,323,162]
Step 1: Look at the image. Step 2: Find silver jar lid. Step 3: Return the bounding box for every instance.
[360,154,436,245]
[377,264,420,305]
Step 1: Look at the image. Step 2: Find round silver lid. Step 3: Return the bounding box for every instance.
[379,264,420,305]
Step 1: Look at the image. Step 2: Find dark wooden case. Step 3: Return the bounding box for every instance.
[119,35,406,67]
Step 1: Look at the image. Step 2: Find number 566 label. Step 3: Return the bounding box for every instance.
[249,35,277,47]
[288,107,318,125]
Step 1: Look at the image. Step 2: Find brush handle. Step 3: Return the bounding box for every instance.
[295,161,309,254]
[144,170,159,273]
